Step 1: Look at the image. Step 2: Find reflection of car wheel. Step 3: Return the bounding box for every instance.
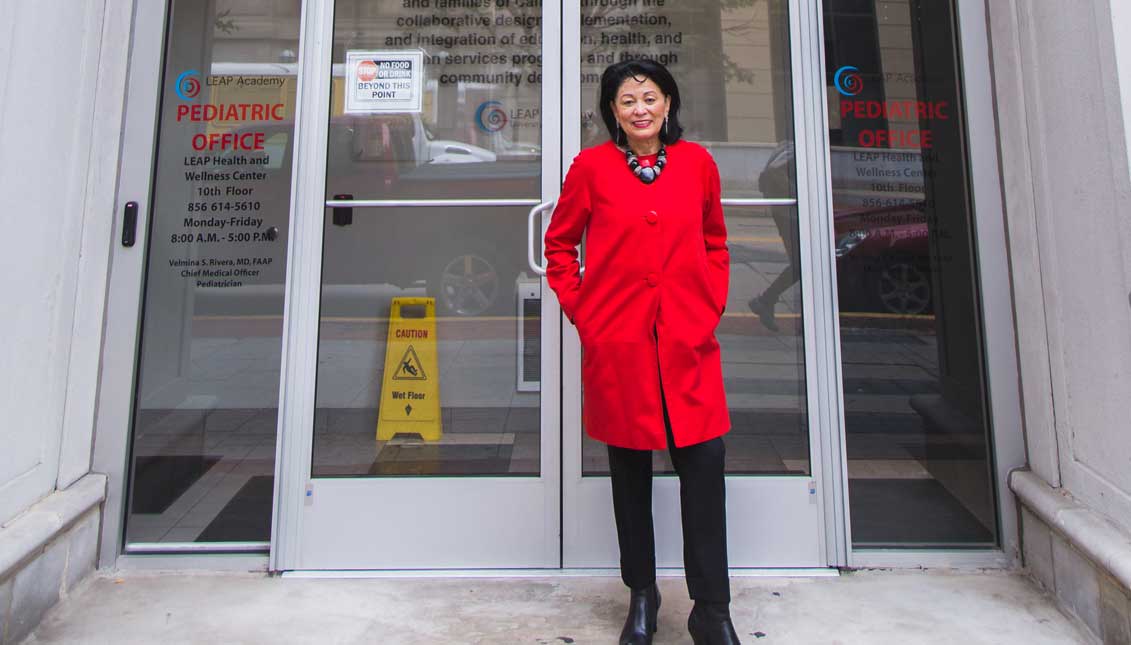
[876,261,931,315]
[429,248,503,317]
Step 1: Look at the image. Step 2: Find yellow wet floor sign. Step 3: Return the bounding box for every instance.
[376,297,441,441]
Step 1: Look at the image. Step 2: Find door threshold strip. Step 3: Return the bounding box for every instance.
[281,568,840,579]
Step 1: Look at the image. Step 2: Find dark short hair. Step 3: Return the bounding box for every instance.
[598,59,683,146]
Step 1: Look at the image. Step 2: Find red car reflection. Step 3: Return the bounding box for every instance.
[833,201,933,315]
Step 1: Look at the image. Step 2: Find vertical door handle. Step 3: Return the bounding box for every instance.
[528,200,584,277]
[122,201,139,247]
[332,194,353,226]
[527,201,555,276]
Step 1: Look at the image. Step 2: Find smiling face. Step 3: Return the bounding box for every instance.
[611,75,671,153]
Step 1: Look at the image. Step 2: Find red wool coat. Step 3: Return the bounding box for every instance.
[545,139,731,449]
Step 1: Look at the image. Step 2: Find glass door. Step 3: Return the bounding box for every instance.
[272,0,562,569]
[273,0,843,571]
[561,0,840,568]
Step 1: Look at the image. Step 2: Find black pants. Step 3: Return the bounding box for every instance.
[606,401,730,603]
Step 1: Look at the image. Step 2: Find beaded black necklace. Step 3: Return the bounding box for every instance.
[624,144,667,184]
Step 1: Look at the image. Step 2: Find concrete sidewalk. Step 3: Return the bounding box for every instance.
[22,570,1091,644]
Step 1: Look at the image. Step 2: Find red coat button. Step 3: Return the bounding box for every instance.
[646,273,659,287]
[645,210,658,225]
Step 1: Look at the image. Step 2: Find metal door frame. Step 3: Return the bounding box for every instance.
[91,0,1023,572]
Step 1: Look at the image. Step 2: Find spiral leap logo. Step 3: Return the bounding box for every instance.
[475,100,508,133]
[175,70,201,100]
[834,66,863,97]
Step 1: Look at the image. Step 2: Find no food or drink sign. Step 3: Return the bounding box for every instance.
[345,50,423,114]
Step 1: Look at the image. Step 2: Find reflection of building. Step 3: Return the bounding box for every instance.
[2,1,1131,644]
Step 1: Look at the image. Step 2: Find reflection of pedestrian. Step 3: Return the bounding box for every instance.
[544,60,740,645]
[748,141,799,332]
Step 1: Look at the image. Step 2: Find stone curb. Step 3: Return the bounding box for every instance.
[0,475,107,580]
[1011,468,1131,591]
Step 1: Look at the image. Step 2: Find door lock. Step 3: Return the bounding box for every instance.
[122,201,139,247]
[332,194,353,226]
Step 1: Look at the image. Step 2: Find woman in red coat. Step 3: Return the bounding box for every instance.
[545,60,739,645]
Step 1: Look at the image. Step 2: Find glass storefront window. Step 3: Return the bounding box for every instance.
[578,1,809,476]
[125,0,301,546]
[824,0,998,547]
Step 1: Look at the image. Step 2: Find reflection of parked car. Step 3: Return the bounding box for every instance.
[195,114,539,318]
[488,133,541,161]
[421,124,497,163]
[833,201,933,315]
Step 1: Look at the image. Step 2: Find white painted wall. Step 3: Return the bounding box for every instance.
[1112,0,1131,180]
[0,1,128,525]
[989,0,1131,530]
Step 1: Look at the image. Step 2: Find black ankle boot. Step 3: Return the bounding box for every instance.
[687,602,740,644]
[618,583,661,645]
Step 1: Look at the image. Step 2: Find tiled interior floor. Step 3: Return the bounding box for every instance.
[124,215,994,547]
[128,407,277,543]
[125,323,970,545]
